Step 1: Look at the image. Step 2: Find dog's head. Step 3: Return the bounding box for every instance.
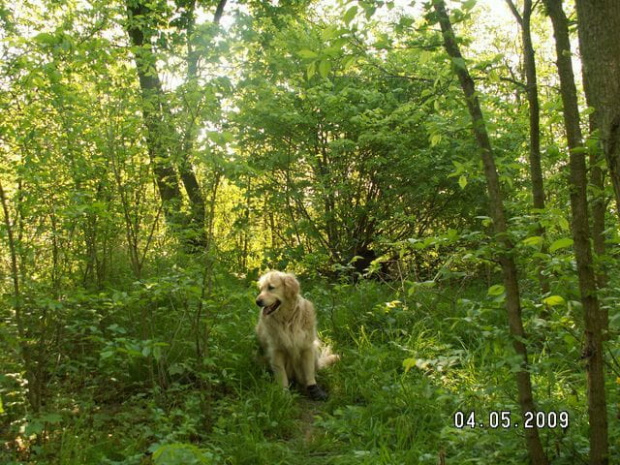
[255,271,300,316]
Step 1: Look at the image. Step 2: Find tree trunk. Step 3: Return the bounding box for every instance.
[543,1,609,464]
[582,56,608,327]
[125,1,187,227]
[575,0,620,223]
[575,3,608,317]
[125,0,208,248]
[0,179,43,411]
[432,2,549,464]
[176,0,228,235]
[589,144,608,297]
[505,0,549,295]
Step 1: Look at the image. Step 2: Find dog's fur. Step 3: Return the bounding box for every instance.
[255,271,338,398]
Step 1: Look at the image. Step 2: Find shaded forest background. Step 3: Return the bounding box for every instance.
[1,0,619,464]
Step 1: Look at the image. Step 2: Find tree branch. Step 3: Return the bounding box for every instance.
[213,0,227,25]
[504,0,523,25]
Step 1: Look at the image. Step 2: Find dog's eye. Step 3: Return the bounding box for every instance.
[267,284,275,291]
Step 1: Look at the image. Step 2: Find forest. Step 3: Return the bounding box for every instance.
[1,0,619,463]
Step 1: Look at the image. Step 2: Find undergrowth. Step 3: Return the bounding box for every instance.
[1,271,618,464]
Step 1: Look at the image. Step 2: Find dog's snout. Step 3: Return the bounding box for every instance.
[256,297,264,307]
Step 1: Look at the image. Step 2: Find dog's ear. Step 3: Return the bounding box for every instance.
[282,273,300,300]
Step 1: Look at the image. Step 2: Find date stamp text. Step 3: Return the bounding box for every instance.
[453,410,569,429]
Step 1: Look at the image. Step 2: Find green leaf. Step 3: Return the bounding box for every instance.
[298,49,319,59]
[476,216,493,227]
[403,358,417,373]
[344,5,358,25]
[549,237,573,253]
[408,280,436,296]
[462,0,477,11]
[458,175,467,189]
[34,32,57,46]
[25,420,45,435]
[321,25,340,41]
[307,61,316,79]
[342,55,356,71]
[487,284,505,296]
[543,295,565,307]
[100,349,116,359]
[363,4,377,19]
[450,160,464,176]
[168,363,186,376]
[318,60,331,78]
[522,236,543,247]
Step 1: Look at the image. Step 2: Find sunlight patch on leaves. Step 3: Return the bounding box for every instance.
[543,295,565,307]
[487,284,505,297]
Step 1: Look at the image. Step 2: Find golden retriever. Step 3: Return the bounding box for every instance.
[255,271,338,400]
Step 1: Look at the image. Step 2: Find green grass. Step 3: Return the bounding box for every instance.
[1,275,617,464]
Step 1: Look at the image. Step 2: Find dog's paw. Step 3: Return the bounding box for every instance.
[306,384,328,401]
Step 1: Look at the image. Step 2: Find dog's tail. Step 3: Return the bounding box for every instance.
[315,340,340,369]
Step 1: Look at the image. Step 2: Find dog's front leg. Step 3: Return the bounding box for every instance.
[271,350,289,388]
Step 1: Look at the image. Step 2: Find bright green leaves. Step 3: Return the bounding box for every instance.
[343,5,358,26]
[429,132,443,147]
[462,0,478,11]
[317,60,332,78]
[295,2,378,80]
[207,130,235,147]
[487,284,505,297]
[298,46,340,79]
[304,54,335,79]
[522,236,544,247]
[297,29,349,80]
[542,295,565,307]
[231,4,480,272]
[521,235,574,253]
[449,160,479,190]
[33,32,57,46]
[403,357,417,373]
[549,237,574,253]
[297,49,319,59]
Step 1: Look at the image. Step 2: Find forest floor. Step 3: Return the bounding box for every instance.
[1,276,618,464]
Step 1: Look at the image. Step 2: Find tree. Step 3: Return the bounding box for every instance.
[544,2,609,463]
[574,0,620,223]
[229,14,485,274]
[430,1,549,464]
[505,0,549,295]
[573,0,611,314]
[125,0,218,248]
